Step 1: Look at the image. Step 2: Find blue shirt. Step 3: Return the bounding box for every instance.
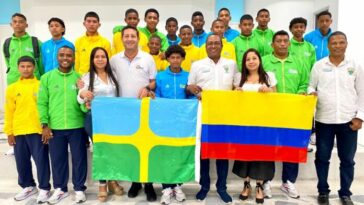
[224,27,240,42]
[41,37,75,73]
[155,67,189,99]
[167,36,181,46]
[192,31,208,48]
[304,28,332,61]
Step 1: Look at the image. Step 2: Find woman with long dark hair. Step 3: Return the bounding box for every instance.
[77,47,121,202]
[232,48,276,204]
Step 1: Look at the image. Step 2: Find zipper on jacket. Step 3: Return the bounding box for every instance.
[281,61,286,93]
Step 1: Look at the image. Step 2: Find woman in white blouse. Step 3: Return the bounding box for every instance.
[232,48,277,204]
[78,47,121,202]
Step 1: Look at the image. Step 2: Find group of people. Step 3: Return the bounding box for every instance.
[2,6,363,205]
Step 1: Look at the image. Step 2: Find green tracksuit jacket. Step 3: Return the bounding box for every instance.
[232,33,263,71]
[288,38,316,72]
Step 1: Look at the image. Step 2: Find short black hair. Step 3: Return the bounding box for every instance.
[206,33,222,45]
[289,17,307,29]
[12,13,27,21]
[328,31,347,42]
[317,10,332,19]
[166,17,178,25]
[149,35,161,42]
[121,25,139,38]
[211,19,225,27]
[257,8,270,17]
[17,56,35,66]
[165,45,186,58]
[192,11,204,20]
[240,14,253,23]
[58,45,75,52]
[180,25,192,32]
[48,17,66,35]
[125,8,138,17]
[145,8,159,18]
[84,11,100,21]
[218,8,230,15]
[272,30,290,42]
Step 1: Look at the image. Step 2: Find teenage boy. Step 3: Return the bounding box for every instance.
[38,46,88,204]
[4,56,51,204]
[288,17,316,71]
[178,25,200,72]
[148,35,169,71]
[232,14,263,70]
[75,11,111,75]
[304,11,333,61]
[139,8,169,52]
[165,17,181,46]
[42,17,74,73]
[112,8,149,54]
[3,13,43,85]
[262,30,309,200]
[191,11,208,48]
[199,19,235,61]
[253,8,274,56]
[217,8,240,42]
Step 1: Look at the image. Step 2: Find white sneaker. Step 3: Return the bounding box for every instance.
[281,180,300,199]
[36,189,50,204]
[6,147,14,155]
[161,188,173,204]
[14,186,38,201]
[174,185,186,202]
[48,188,69,204]
[263,181,272,199]
[75,191,86,203]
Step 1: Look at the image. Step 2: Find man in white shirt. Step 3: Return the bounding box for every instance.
[187,34,239,204]
[110,25,157,202]
[308,31,364,205]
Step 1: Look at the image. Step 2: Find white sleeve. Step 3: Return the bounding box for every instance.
[148,55,157,80]
[267,71,277,87]
[355,63,364,121]
[188,61,198,85]
[308,61,320,94]
[232,61,241,87]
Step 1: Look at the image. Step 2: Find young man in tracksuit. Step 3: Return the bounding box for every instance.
[37,46,87,204]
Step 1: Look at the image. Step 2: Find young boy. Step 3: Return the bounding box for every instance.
[112,8,149,55]
[38,46,88,204]
[253,9,274,56]
[4,56,51,204]
[288,17,316,71]
[304,10,333,61]
[75,11,111,75]
[178,25,200,72]
[232,14,263,70]
[42,17,74,73]
[148,35,169,72]
[139,8,169,52]
[155,45,189,204]
[200,19,236,61]
[165,17,181,46]
[218,8,240,42]
[191,11,208,48]
[3,13,43,85]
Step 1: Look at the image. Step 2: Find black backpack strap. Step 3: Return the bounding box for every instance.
[31,36,40,60]
[3,37,12,59]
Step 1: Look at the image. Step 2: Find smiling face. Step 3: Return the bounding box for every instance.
[122,28,139,51]
[148,37,161,55]
[290,23,306,40]
[145,11,159,31]
[57,47,74,70]
[328,34,347,58]
[245,51,260,72]
[206,35,222,60]
[93,49,108,71]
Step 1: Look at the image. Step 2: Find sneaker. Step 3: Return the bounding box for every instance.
[340,196,354,205]
[217,190,232,204]
[281,180,300,199]
[161,188,173,205]
[36,189,50,204]
[317,193,329,205]
[5,147,14,155]
[14,186,38,201]
[75,191,86,203]
[174,185,186,202]
[196,188,209,201]
[263,181,272,199]
[48,188,69,204]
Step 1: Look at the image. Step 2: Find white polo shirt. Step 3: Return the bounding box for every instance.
[188,57,240,90]
[308,57,364,124]
[110,50,157,98]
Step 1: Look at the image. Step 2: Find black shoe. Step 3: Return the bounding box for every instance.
[317,194,329,205]
[128,182,142,198]
[340,196,354,205]
[144,183,156,202]
[196,188,209,201]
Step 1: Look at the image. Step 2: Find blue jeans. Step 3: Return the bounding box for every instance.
[315,121,357,197]
[199,159,228,192]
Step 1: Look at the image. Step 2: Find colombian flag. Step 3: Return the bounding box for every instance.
[92,97,198,183]
[201,91,317,163]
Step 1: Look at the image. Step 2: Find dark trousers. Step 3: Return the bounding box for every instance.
[282,162,299,183]
[14,134,51,190]
[49,128,88,192]
[199,159,228,192]
[315,121,357,197]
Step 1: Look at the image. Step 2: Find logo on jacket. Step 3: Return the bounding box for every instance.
[347,67,355,75]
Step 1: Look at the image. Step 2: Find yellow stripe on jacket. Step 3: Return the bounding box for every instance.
[4,78,42,136]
